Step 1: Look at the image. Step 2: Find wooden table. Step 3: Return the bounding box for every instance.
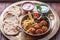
[0,2,60,40]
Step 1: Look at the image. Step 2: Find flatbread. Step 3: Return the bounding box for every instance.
[3,23,19,35]
[3,6,21,35]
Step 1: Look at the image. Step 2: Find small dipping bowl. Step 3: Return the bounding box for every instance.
[32,12,42,22]
[22,2,35,12]
[36,4,50,14]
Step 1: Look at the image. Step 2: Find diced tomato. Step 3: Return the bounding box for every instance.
[34,13,40,18]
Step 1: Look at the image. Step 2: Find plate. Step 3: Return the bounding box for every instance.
[0,1,60,40]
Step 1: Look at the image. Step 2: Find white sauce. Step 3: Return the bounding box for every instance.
[22,3,34,10]
[41,6,49,13]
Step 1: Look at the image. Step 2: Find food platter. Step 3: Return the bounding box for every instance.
[0,1,60,40]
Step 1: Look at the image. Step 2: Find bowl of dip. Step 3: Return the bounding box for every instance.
[36,4,50,14]
[22,2,35,11]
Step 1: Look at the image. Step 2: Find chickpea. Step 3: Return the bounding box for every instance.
[35,29,43,34]
[32,23,37,26]
[40,20,47,26]
[27,28,35,34]
[42,26,48,32]
[38,23,42,27]
[34,25,40,29]
[32,23,41,29]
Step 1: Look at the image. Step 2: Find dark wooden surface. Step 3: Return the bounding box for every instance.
[0,0,60,3]
[0,2,60,40]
